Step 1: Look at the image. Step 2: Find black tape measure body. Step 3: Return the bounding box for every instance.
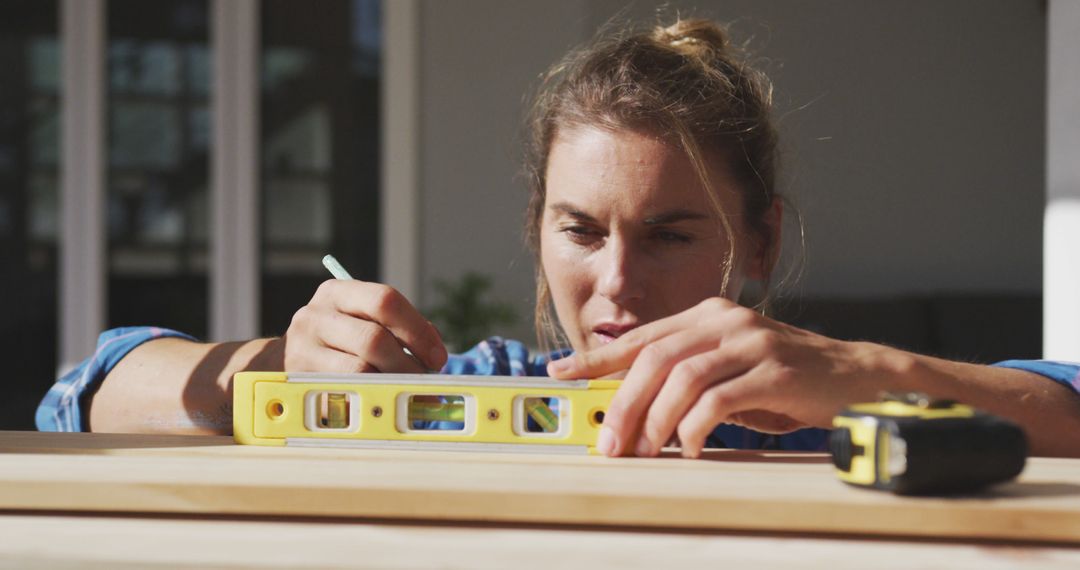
[830,394,1027,495]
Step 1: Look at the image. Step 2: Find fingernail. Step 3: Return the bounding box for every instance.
[634,438,654,457]
[548,357,572,376]
[596,426,618,456]
[428,321,444,341]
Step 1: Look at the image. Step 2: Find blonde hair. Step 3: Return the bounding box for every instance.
[523,18,782,352]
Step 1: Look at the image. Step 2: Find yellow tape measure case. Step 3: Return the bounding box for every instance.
[830,393,1027,495]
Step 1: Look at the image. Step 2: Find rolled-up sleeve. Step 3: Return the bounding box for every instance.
[994,360,1080,395]
[36,327,195,432]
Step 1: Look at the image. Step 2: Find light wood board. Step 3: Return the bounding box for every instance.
[2,431,1080,544]
[2,513,1079,569]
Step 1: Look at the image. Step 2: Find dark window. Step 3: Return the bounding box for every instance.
[259,0,381,336]
[0,0,59,429]
[106,0,211,338]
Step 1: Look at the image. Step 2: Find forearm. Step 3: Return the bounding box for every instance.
[882,349,1080,458]
[88,337,284,435]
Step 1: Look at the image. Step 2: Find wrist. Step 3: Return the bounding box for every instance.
[849,340,923,401]
[248,337,286,372]
[214,337,286,395]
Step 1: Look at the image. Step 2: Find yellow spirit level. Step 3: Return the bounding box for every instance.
[830,393,1027,495]
[233,372,618,454]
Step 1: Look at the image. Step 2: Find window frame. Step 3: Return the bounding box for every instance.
[58,0,415,370]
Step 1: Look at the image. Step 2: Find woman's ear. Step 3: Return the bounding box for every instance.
[747,199,783,281]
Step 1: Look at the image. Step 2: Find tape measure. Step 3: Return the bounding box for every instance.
[829,392,1027,495]
[233,372,617,454]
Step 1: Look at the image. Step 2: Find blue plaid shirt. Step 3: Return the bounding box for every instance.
[36,327,1080,452]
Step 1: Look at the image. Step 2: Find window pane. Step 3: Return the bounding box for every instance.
[259,0,381,336]
[106,0,210,338]
[0,0,59,429]
[109,102,181,169]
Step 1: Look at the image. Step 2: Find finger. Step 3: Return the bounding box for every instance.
[318,311,427,374]
[318,280,447,370]
[286,344,377,374]
[598,328,719,456]
[547,310,698,380]
[727,410,807,434]
[548,297,751,380]
[676,375,772,458]
[635,347,756,457]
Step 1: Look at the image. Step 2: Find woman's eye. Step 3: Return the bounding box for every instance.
[560,226,601,244]
[653,230,692,244]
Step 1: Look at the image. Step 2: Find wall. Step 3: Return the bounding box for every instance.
[417,0,1046,346]
[1045,0,1080,359]
[419,0,589,344]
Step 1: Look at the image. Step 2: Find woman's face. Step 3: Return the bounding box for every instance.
[540,126,772,353]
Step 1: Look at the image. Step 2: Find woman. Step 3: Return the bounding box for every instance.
[38,19,1080,457]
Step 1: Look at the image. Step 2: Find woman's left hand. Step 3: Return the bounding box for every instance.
[547,297,909,458]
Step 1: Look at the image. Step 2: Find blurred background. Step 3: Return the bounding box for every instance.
[2,0,1077,430]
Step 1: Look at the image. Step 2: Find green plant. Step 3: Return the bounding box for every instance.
[427,272,519,352]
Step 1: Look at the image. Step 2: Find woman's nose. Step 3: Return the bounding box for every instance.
[596,238,646,304]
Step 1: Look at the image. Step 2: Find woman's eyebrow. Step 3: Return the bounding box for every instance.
[643,209,710,225]
[549,203,708,225]
[548,201,597,222]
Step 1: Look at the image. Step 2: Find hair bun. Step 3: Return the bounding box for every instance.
[653,18,730,56]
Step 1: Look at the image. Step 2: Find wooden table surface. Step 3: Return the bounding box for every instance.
[2,431,1080,568]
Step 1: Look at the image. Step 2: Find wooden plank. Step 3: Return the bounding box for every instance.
[2,432,1080,543]
[2,513,1080,569]
[0,430,829,467]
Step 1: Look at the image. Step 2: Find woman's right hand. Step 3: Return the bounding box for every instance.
[283,279,447,374]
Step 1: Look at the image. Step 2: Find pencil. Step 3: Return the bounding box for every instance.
[322,254,353,280]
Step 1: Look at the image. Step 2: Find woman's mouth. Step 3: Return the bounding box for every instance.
[595,331,618,344]
[592,324,638,345]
